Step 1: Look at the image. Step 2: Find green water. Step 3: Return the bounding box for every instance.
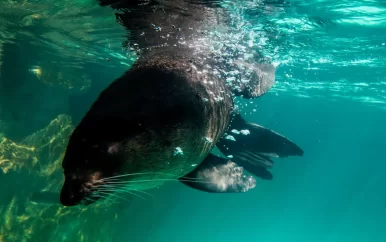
[1,0,385,241]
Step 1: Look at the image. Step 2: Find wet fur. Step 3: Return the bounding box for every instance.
[60,49,233,204]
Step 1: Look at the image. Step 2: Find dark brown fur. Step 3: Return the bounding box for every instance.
[60,49,233,206]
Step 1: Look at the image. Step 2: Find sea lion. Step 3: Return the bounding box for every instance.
[57,0,304,206]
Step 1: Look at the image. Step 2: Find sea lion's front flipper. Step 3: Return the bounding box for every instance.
[216,113,304,180]
[179,154,256,193]
[30,191,60,205]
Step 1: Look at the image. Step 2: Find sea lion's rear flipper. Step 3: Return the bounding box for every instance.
[30,191,60,205]
[216,113,304,180]
[179,154,256,193]
[232,63,276,99]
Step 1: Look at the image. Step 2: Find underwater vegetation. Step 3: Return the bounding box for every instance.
[0,114,124,242]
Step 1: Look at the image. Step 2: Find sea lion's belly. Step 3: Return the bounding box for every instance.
[116,51,233,189]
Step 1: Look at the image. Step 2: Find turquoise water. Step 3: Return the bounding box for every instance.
[1,0,386,241]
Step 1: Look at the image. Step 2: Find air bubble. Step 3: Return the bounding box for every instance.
[173,147,184,156]
[225,135,236,141]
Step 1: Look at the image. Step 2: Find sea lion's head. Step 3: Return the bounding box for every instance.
[59,117,135,207]
[59,103,190,206]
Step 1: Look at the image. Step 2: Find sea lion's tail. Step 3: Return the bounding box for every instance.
[216,113,304,180]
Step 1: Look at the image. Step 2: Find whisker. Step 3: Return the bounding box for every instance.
[91,193,110,202]
[97,187,148,201]
[95,188,120,193]
[101,178,211,184]
[99,172,201,182]
[97,194,121,205]
[83,195,113,206]
[99,172,178,181]
[82,197,96,205]
[83,190,127,206]
[97,184,149,200]
[97,191,131,203]
[89,177,213,205]
[129,188,154,200]
[120,190,147,201]
[130,189,155,203]
[98,185,152,201]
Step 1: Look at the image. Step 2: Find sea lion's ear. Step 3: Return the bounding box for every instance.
[30,191,60,205]
[178,154,256,193]
[216,112,304,180]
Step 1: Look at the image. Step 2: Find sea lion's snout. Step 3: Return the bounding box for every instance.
[60,171,104,206]
[60,178,84,206]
